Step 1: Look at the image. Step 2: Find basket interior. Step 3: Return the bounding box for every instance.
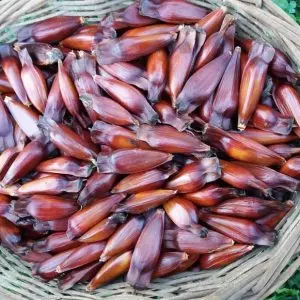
[0,1,300,299]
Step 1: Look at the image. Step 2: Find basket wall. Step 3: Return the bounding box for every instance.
[0,1,299,299]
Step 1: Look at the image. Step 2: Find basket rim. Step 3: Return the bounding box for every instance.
[0,1,299,300]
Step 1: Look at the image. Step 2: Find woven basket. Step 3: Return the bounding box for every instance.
[0,1,300,299]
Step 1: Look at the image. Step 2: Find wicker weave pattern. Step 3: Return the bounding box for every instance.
[0,1,299,299]
[1,0,300,70]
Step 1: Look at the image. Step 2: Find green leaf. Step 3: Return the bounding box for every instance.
[267,288,300,300]
[288,5,296,14]
[272,0,300,23]
[286,270,300,289]
[273,0,288,10]
[268,265,300,299]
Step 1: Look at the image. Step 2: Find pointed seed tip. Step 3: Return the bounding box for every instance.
[171,32,178,39]
[237,123,246,131]
[99,256,107,262]
[56,265,62,274]
[157,209,165,215]
[3,96,11,103]
[66,230,76,241]
[13,44,21,52]
[86,284,93,291]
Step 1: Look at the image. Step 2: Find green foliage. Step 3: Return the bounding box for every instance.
[272,0,300,23]
[267,267,300,300]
